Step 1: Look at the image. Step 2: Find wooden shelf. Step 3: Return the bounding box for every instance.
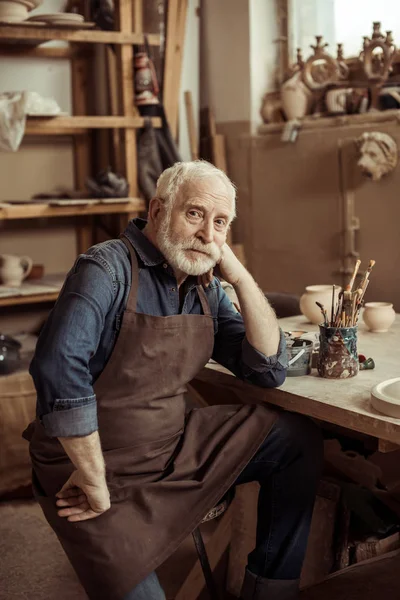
[25,115,161,135]
[0,24,160,46]
[0,291,60,308]
[0,198,145,220]
[0,46,83,58]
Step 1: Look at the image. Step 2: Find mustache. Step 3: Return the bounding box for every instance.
[180,239,221,261]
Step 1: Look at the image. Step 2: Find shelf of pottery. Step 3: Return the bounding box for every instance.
[0,0,165,308]
[261,22,400,127]
[0,0,94,29]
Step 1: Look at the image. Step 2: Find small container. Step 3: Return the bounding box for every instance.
[0,333,22,375]
[317,325,358,379]
[363,302,395,333]
[286,338,313,377]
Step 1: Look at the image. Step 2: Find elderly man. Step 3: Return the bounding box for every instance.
[24,161,322,600]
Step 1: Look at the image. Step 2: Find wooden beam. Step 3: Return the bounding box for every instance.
[106,46,124,173]
[133,0,143,34]
[378,439,400,453]
[258,108,400,135]
[0,25,161,45]
[0,199,145,220]
[0,292,59,308]
[163,0,188,138]
[184,90,198,160]
[25,116,162,135]
[0,45,84,58]
[115,0,139,197]
[71,48,93,252]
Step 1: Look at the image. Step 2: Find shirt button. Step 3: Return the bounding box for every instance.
[171,287,176,292]
[163,263,168,269]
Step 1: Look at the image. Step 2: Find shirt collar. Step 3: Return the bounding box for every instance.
[122,218,166,267]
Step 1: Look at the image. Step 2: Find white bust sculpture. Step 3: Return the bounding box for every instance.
[356,131,398,182]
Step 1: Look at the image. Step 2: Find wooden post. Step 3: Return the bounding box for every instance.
[115,0,139,197]
[71,46,93,252]
[184,90,198,160]
[163,0,188,139]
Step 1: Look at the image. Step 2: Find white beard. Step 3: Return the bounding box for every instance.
[156,218,221,276]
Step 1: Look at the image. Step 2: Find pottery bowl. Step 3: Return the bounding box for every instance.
[362,301,395,333]
[0,0,29,22]
[371,377,400,418]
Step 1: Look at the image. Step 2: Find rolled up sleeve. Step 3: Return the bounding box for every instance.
[240,328,288,387]
[29,256,115,437]
[212,284,287,388]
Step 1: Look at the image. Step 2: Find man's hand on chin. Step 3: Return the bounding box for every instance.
[198,244,248,289]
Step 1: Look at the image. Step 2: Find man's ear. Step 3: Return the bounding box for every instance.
[148,197,164,226]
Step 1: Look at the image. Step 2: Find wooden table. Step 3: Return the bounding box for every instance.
[193,314,400,450]
[192,314,400,595]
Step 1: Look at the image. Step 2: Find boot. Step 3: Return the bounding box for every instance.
[240,568,299,600]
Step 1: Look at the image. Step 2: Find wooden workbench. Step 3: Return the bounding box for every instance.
[193,314,400,449]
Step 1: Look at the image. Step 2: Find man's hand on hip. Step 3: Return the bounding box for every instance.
[56,469,111,522]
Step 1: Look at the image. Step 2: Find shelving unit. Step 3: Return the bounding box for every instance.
[0,198,143,220]
[0,0,159,308]
[0,291,60,308]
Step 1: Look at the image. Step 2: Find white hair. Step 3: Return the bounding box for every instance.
[155,160,236,221]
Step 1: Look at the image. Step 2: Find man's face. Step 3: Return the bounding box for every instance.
[156,178,233,276]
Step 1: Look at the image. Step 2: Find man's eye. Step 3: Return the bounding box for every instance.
[215,219,226,227]
[188,210,201,218]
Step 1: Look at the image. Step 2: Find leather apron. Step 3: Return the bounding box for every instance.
[24,236,279,600]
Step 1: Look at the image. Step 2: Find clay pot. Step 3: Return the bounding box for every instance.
[280,71,311,120]
[300,285,341,325]
[363,302,395,332]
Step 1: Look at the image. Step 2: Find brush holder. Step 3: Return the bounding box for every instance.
[317,325,359,379]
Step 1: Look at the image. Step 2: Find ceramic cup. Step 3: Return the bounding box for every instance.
[363,302,396,333]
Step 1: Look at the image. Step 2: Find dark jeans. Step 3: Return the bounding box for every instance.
[234,411,323,580]
[124,412,323,599]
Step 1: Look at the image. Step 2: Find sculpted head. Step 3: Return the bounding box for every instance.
[356,132,398,182]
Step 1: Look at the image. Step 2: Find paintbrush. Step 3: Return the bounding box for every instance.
[330,285,336,326]
[315,301,328,326]
[342,290,353,326]
[350,290,359,326]
[334,290,344,326]
[358,259,375,291]
[346,259,361,293]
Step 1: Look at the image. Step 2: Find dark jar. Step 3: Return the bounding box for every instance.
[317,325,358,379]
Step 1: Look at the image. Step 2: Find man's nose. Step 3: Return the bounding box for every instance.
[198,220,214,244]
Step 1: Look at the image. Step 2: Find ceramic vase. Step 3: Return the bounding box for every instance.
[300,285,341,325]
[280,72,311,120]
[362,302,395,332]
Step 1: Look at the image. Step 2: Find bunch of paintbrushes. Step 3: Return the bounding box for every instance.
[316,259,375,327]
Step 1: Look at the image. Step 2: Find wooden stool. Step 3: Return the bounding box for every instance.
[191,490,235,600]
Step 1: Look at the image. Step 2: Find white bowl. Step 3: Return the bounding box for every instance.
[371,377,400,418]
[27,12,84,22]
[0,0,29,22]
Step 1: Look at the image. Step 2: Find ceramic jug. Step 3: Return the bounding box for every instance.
[300,285,341,325]
[0,254,33,287]
[363,302,395,332]
[281,71,311,120]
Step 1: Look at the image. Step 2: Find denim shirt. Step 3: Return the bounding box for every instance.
[30,219,287,438]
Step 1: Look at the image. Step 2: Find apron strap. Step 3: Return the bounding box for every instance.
[196,284,212,317]
[120,235,139,312]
